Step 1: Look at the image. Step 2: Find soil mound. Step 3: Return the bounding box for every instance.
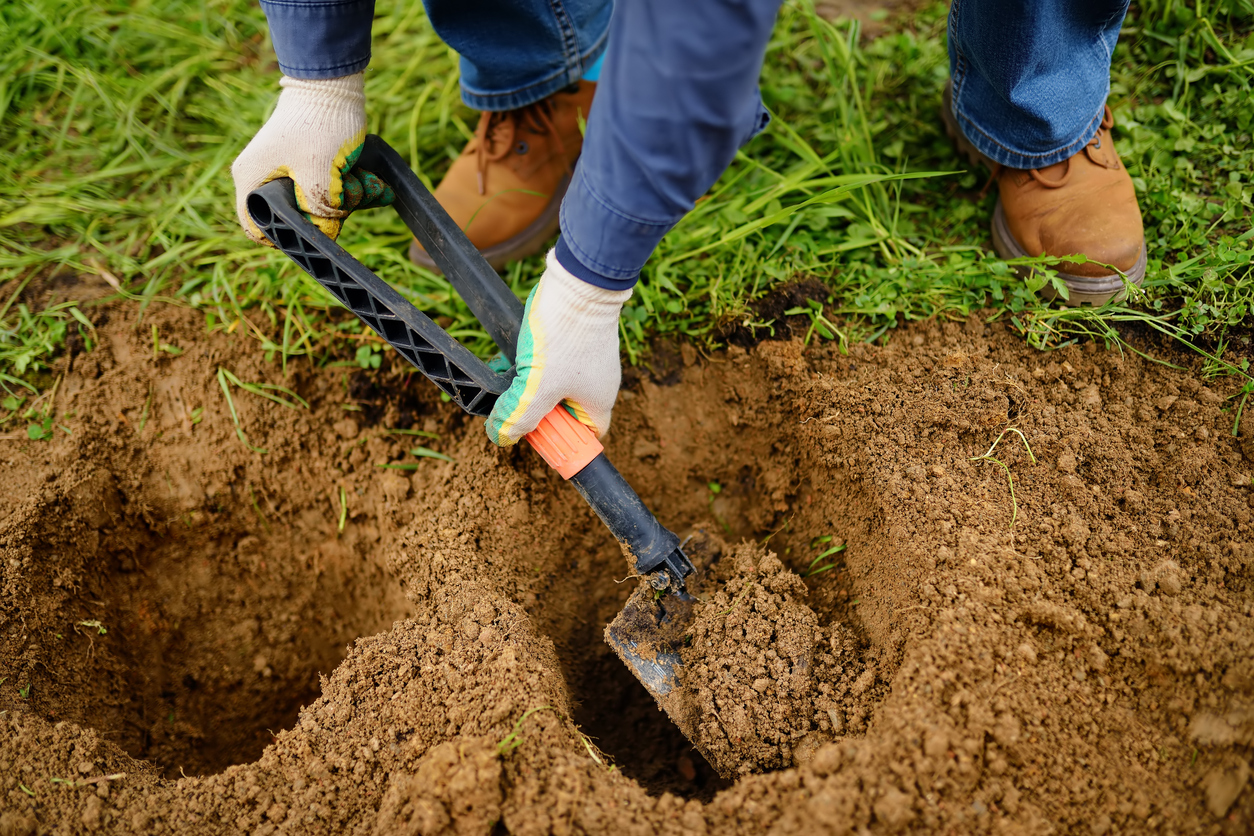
[1,304,1251,834]
[679,540,822,776]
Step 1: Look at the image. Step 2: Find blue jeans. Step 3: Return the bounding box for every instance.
[556,0,781,289]
[424,0,611,111]
[947,0,1131,169]
[261,0,609,110]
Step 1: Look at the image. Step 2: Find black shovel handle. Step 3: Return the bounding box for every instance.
[246,136,695,592]
[246,177,509,417]
[354,135,525,359]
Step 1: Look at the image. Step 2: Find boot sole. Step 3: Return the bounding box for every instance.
[990,201,1147,306]
[408,172,570,274]
[940,82,1146,307]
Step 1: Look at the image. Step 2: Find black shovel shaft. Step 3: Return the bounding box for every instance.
[355,136,524,360]
[246,135,694,589]
[570,456,690,584]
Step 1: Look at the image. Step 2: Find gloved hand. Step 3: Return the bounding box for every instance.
[231,72,393,244]
[486,250,632,446]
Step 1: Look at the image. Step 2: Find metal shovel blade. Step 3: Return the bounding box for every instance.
[605,582,710,763]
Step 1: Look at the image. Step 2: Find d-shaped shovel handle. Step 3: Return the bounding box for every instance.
[246,135,694,591]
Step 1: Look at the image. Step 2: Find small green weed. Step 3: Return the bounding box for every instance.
[497,705,556,755]
[716,580,756,616]
[388,427,440,439]
[376,444,454,470]
[216,367,308,453]
[706,481,732,534]
[409,445,453,462]
[970,428,1038,528]
[354,344,383,370]
[785,300,849,350]
[249,485,272,535]
[136,387,153,434]
[578,733,605,766]
[805,536,847,577]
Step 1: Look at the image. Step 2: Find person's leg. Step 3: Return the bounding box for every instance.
[556,0,783,289]
[424,0,609,112]
[410,0,610,271]
[944,0,1146,305]
[485,0,784,448]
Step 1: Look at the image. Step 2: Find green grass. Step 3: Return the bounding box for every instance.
[1,0,1252,422]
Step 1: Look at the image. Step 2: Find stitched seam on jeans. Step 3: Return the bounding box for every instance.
[461,69,579,107]
[548,0,583,81]
[949,0,968,110]
[957,99,1104,163]
[1095,26,1114,63]
[1095,2,1128,65]
[279,57,371,76]
[562,184,672,279]
[559,230,637,280]
[262,0,366,8]
[1102,0,1131,31]
[579,28,609,75]
[464,36,607,107]
[579,177,675,229]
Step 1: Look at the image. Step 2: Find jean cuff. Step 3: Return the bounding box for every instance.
[952,96,1109,170]
[553,238,636,291]
[460,34,608,112]
[558,169,679,291]
[262,0,374,80]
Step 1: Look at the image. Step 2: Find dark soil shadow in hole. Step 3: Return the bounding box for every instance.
[12,469,413,779]
[100,518,412,778]
[569,648,730,801]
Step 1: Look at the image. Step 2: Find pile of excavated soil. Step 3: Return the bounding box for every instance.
[1,301,1252,834]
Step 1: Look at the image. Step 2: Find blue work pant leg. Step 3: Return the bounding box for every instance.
[423,0,611,111]
[556,0,784,289]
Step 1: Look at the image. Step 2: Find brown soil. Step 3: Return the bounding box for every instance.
[1,302,1252,834]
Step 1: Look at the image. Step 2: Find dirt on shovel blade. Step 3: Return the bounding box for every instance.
[605,580,702,762]
[607,535,831,780]
[2,300,1253,834]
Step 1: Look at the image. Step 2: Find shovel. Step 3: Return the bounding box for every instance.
[247,135,708,758]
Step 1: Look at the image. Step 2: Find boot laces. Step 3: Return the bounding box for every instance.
[981,105,1114,194]
[1029,160,1071,189]
[1083,105,1117,165]
[473,100,569,195]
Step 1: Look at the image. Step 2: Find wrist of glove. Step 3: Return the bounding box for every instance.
[231,73,393,245]
[486,250,631,447]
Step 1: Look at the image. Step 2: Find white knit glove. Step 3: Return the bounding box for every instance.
[231,73,392,244]
[486,250,632,446]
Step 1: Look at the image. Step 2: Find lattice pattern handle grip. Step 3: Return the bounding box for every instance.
[246,179,510,417]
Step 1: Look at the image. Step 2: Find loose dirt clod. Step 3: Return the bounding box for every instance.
[679,540,823,776]
[2,305,1253,833]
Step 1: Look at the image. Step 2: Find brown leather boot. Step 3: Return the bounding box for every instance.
[942,83,1147,306]
[409,81,595,272]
